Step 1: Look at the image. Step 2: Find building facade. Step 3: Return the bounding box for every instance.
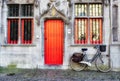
[0,0,120,71]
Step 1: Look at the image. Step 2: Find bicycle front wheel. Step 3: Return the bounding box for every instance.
[70,58,86,71]
[95,55,112,72]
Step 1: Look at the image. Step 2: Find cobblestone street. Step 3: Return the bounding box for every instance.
[0,69,120,81]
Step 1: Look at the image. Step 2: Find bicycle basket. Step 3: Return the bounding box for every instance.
[100,45,106,52]
[71,53,84,63]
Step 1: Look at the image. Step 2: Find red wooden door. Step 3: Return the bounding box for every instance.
[44,19,64,65]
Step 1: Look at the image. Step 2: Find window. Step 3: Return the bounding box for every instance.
[7,4,34,44]
[74,3,103,44]
[112,5,118,42]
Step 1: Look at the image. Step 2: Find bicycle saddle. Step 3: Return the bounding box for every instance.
[81,48,88,52]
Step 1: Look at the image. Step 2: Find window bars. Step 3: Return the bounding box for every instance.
[7,4,34,44]
[7,19,19,44]
[21,4,33,16]
[8,4,19,17]
[21,19,33,44]
[74,3,103,44]
[74,18,88,44]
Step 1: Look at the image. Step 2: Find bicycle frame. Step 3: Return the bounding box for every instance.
[82,46,102,63]
[90,50,101,63]
[70,45,112,72]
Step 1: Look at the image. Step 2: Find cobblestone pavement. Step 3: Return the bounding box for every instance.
[0,69,120,81]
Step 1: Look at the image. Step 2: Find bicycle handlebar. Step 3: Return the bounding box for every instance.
[94,45,100,49]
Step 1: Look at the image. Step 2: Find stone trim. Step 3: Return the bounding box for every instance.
[40,6,69,24]
[7,0,34,4]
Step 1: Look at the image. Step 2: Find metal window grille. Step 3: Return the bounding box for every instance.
[75,4,87,16]
[74,18,88,44]
[74,3,103,44]
[7,19,19,44]
[8,4,19,17]
[21,19,33,44]
[90,18,102,44]
[21,4,33,16]
[89,4,102,16]
[7,4,34,44]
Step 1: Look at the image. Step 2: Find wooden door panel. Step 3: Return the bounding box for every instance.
[44,19,64,65]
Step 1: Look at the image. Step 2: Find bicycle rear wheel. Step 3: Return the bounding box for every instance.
[70,57,86,71]
[95,55,112,72]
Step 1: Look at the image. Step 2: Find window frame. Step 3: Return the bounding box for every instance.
[112,4,120,44]
[7,4,34,45]
[73,1,104,45]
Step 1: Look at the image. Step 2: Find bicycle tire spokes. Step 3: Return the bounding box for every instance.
[95,55,112,72]
[70,59,86,71]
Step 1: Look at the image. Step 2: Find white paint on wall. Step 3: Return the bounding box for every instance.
[2,1,7,43]
[0,0,120,71]
[110,45,120,71]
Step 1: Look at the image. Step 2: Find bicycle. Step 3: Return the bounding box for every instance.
[70,45,112,72]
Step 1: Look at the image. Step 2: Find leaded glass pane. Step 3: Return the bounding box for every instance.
[75,4,87,16]
[7,19,19,44]
[74,3,103,44]
[89,4,102,16]
[21,4,33,16]
[75,18,88,44]
[8,4,19,17]
[22,19,33,44]
[90,18,102,44]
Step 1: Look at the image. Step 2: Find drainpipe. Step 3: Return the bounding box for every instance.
[104,0,112,68]
[108,0,112,68]
[0,1,2,33]
[118,1,120,42]
[0,0,2,67]
[71,0,74,45]
[2,0,7,44]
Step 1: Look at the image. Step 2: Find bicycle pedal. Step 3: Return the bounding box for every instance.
[80,61,92,66]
